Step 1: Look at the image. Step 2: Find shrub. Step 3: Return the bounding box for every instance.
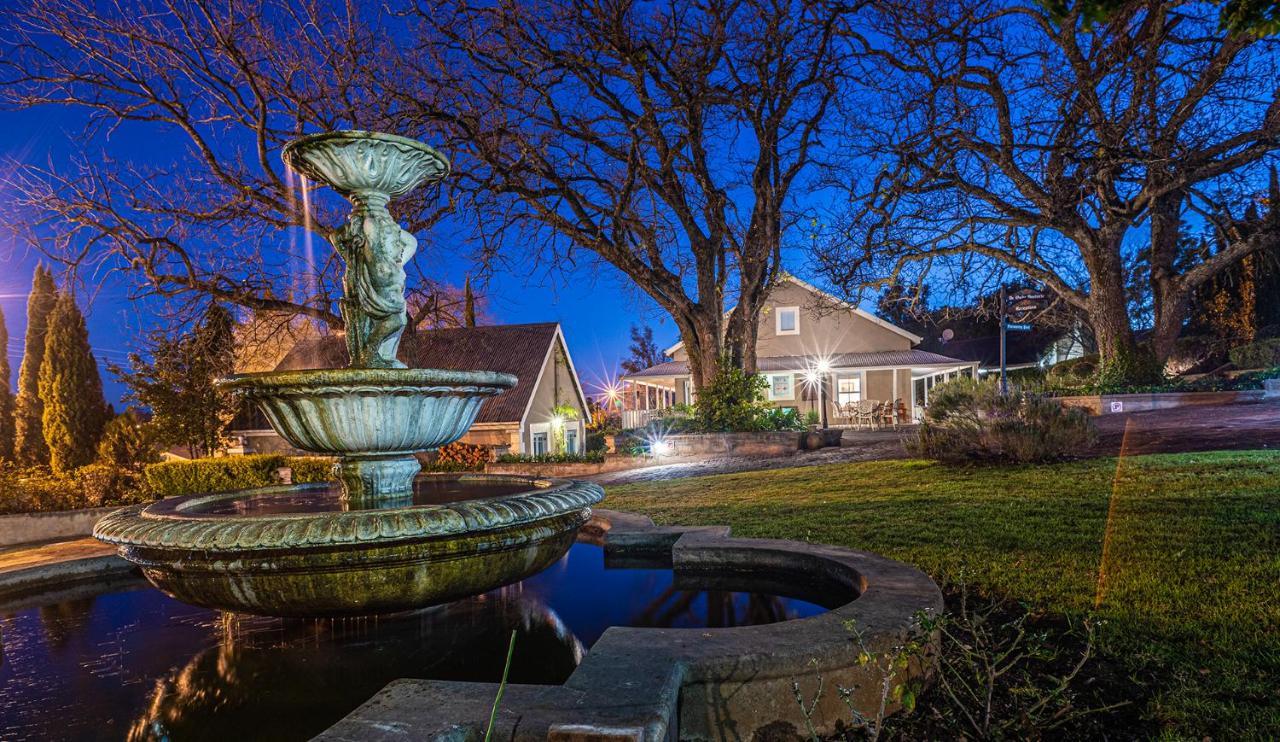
[1045,353,1098,388]
[142,454,289,497]
[0,463,152,515]
[695,360,772,432]
[909,378,1095,464]
[97,411,160,471]
[1228,338,1280,369]
[433,441,491,471]
[420,460,482,473]
[585,431,609,453]
[284,456,335,483]
[1092,345,1163,390]
[75,463,151,507]
[494,451,606,464]
[759,406,805,431]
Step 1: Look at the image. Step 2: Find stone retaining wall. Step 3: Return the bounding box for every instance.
[1057,389,1266,415]
[662,431,801,457]
[0,506,120,548]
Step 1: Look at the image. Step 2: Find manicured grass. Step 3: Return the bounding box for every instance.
[603,450,1280,738]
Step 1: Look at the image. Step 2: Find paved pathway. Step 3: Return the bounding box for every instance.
[0,538,115,576]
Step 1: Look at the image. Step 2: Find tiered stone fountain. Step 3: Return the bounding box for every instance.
[94,131,604,617]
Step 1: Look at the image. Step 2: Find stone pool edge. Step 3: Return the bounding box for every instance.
[315,509,944,742]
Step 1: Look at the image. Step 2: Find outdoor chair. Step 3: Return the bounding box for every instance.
[855,399,878,428]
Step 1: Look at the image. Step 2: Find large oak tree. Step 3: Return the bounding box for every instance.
[817,0,1279,377]
[394,0,851,387]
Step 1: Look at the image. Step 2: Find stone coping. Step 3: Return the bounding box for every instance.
[93,475,603,552]
[0,538,133,601]
[318,509,944,741]
[0,509,943,739]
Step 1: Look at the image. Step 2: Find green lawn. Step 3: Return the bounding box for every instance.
[602,450,1280,739]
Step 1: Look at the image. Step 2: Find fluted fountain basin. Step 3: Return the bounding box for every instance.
[92,474,604,617]
[220,368,517,455]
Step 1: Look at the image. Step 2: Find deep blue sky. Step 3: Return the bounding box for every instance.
[0,105,699,405]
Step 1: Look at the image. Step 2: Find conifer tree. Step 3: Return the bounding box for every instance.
[14,265,58,466]
[113,304,238,458]
[463,276,477,328]
[39,291,109,475]
[0,305,15,462]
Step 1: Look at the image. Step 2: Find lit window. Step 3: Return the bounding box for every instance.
[566,429,578,453]
[837,376,861,406]
[768,374,794,400]
[775,306,800,335]
[532,432,548,455]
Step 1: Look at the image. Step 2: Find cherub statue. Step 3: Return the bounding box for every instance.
[335,201,416,368]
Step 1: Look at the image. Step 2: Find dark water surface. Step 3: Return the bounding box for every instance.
[0,543,828,741]
[186,477,533,515]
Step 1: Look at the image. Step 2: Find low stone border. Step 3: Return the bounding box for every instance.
[318,509,943,741]
[1057,389,1265,415]
[0,506,121,548]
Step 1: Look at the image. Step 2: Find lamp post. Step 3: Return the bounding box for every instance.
[816,360,831,428]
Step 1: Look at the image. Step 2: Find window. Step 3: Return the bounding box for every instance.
[767,374,794,401]
[532,432,548,455]
[775,306,800,335]
[566,429,578,454]
[837,376,862,406]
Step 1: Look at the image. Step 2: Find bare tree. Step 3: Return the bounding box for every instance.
[394,0,850,388]
[817,0,1279,376]
[0,0,463,332]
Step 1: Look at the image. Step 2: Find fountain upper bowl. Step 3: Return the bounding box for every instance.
[219,368,516,456]
[282,130,450,197]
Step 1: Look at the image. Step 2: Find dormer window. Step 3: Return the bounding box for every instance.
[775,306,800,335]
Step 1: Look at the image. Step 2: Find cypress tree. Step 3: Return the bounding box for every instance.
[0,305,15,463]
[14,265,58,467]
[463,275,477,327]
[39,291,109,475]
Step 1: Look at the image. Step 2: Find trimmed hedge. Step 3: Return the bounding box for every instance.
[142,454,334,497]
[494,452,606,464]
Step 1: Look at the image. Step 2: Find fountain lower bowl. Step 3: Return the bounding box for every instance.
[93,474,604,617]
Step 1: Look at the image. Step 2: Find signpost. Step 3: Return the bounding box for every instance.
[999,288,1047,394]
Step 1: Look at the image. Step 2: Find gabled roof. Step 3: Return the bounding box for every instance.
[273,323,585,425]
[662,273,923,356]
[625,350,973,379]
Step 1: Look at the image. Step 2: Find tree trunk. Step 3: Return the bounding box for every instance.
[1086,247,1140,369]
[1148,191,1186,367]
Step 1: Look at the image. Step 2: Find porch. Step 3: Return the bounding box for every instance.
[619,351,978,430]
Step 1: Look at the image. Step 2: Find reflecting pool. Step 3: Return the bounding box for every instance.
[0,543,829,741]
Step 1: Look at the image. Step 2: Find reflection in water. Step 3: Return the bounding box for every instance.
[127,593,582,741]
[0,544,827,741]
